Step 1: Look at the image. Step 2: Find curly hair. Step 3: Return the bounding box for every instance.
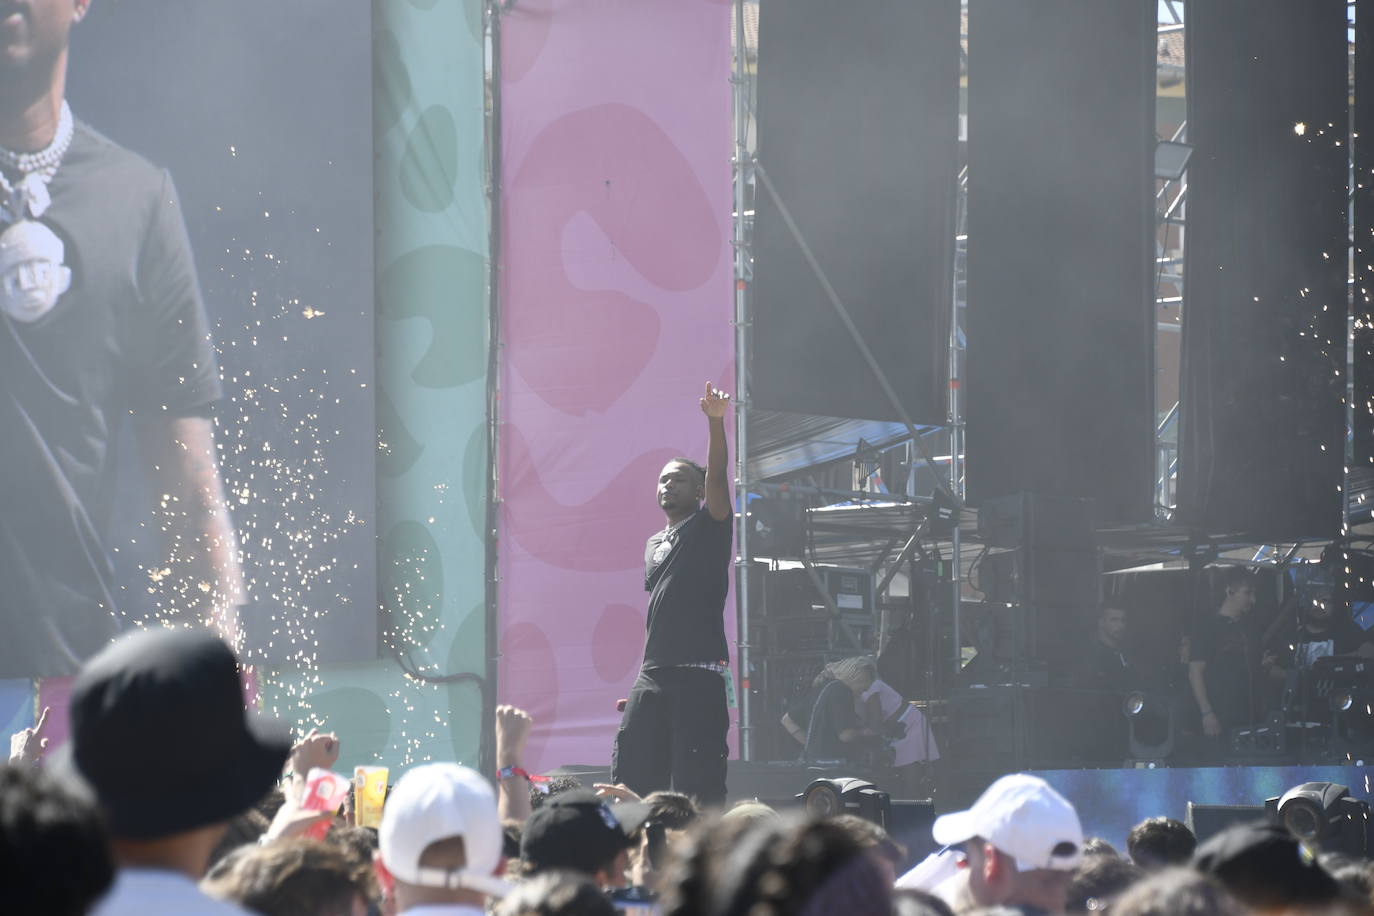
[203,837,378,916]
[661,815,892,916]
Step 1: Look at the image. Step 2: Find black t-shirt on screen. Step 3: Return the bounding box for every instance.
[0,122,220,677]
[641,505,732,669]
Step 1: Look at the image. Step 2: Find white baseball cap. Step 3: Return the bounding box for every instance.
[379,763,511,898]
[931,773,1083,872]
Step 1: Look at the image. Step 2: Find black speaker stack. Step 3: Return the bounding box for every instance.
[748,566,878,761]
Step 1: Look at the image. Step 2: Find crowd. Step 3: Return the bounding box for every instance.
[5,627,1374,915]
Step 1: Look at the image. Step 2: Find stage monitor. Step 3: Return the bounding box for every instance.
[1186,802,1267,845]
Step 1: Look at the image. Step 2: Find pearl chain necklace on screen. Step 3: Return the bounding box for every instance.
[0,101,74,221]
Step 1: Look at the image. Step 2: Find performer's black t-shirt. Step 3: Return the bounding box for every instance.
[641,505,732,668]
[0,122,220,676]
[1191,613,1260,727]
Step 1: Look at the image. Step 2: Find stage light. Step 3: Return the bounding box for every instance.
[1269,782,1372,856]
[798,777,891,826]
[1122,691,1174,764]
[1333,690,1356,713]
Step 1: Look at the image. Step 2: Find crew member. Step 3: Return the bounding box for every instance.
[0,0,243,676]
[1076,606,1136,692]
[611,383,733,806]
[1188,568,1260,743]
[780,664,873,763]
[1266,585,1374,674]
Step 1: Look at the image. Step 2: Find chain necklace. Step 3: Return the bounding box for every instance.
[0,101,74,222]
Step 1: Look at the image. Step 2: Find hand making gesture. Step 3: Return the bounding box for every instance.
[699,382,732,521]
[700,381,731,419]
[8,706,49,766]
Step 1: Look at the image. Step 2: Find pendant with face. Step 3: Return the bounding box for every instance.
[0,219,71,322]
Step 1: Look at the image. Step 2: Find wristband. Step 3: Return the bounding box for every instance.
[497,765,551,792]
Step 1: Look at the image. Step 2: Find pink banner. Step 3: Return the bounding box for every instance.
[497,0,734,772]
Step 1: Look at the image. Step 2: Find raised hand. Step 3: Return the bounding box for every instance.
[593,782,643,804]
[700,381,731,419]
[8,706,49,766]
[495,704,533,768]
[291,727,341,778]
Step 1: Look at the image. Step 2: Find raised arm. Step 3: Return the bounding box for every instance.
[700,382,732,522]
[135,414,244,648]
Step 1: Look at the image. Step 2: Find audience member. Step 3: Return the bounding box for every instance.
[1192,820,1348,911]
[828,813,908,882]
[502,820,524,866]
[0,762,114,915]
[207,808,272,874]
[532,776,585,811]
[494,871,617,916]
[1080,837,1120,859]
[378,762,510,914]
[662,815,891,916]
[495,705,535,823]
[202,838,377,916]
[925,773,1083,914]
[61,629,291,915]
[1125,816,1195,871]
[718,799,779,826]
[893,889,957,916]
[642,790,699,831]
[8,704,50,765]
[1320,851,1374,904]
[630,790,700,890]
[327,825,381,867]
[520,789,650,888]
[285,728,342,805]
[1064,854,1142,913]
[1111,866,1243,916]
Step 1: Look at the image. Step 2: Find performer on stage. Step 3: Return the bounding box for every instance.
[611,382,733,806]
[0,0,242,676]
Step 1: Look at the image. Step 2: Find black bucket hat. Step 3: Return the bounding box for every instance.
[59,628,291,839]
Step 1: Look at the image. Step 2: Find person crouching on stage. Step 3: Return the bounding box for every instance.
[782,657,938,782]
[611,383,734,807]
[831,656,939,788]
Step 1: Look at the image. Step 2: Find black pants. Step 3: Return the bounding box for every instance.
[611,666,728,806]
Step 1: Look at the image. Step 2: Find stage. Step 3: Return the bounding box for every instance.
[551,759,1374,870]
